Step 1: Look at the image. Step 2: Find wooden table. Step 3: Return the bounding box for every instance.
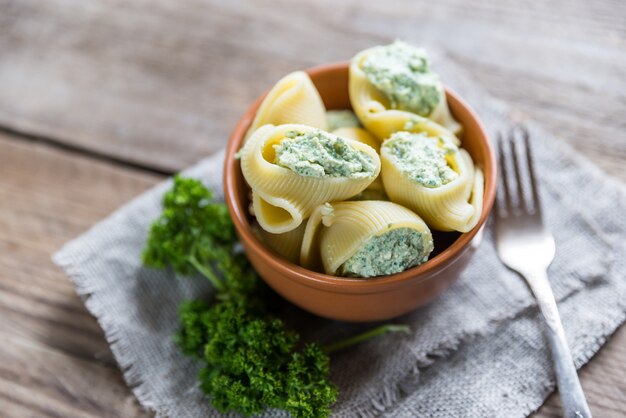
[1,1,624,416]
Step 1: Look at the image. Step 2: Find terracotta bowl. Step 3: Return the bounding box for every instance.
[224,62,496,322]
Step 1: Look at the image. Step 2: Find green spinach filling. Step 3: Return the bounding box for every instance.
[274,130,375,178]
[383,132,458,188]
[362,41,443,117]
[338,227,433,278]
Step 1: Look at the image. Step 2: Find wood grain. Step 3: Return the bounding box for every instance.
[0,0,625,416]
[0,133,158,417]
[0,0,624,175]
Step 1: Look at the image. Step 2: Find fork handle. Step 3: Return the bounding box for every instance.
[525,269,592,418]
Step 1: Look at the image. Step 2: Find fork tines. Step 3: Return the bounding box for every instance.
[496,126,542,218]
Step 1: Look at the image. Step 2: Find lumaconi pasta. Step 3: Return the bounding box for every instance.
[240,124,381,234]
[466,165,484,232]
[381,131,482,232]
[300,201,433,277]
[332,127,386,200]
[245,71,327,140]
[257,221,307,264]
[239,41,484,278]
[349,41,461,142]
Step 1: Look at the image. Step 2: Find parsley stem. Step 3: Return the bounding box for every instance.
[188,256,224,291]
[323,324,410,354]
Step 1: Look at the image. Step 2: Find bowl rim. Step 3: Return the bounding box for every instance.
[224,61,497,294]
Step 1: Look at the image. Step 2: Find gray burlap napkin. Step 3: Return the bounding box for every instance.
[53,52,626,418]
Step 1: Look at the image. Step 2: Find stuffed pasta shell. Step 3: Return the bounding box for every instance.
[350,41,461,142]
[246,71,327,140]
[240,124,381,234]
[381,131,483,233]
[301,201,433,277]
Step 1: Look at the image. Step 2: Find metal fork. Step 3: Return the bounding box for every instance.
[494,127,592,418]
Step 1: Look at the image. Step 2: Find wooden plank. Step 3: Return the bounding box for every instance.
[0,0,624,174]
[0,132,159,417]
[0,336,145,418]
[0,129,624,416]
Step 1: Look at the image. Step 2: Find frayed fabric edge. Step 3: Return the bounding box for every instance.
[51,229,613,418]
[342,271,616,418]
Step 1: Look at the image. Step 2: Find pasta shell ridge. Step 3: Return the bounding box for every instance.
[245,71,328,141]
[257,220,307,264]
[300,203,328,270]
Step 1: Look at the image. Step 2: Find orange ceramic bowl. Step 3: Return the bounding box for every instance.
[224,62,496,322]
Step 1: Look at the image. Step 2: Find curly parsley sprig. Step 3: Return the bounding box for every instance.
[143,176,409,418]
